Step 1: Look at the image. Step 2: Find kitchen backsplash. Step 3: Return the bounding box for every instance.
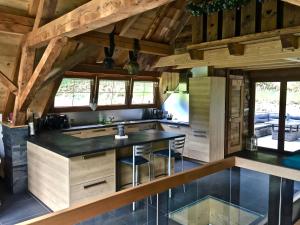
[63,108,154,126]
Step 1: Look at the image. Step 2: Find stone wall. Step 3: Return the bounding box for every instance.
[2,124,28,193]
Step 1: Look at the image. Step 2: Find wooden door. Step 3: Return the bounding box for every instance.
[226,75,244,155]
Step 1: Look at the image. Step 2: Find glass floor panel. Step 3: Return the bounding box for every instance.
[169,196,264,225]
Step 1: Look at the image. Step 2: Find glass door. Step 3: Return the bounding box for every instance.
[254,82,281,150]
[284,82,300,152]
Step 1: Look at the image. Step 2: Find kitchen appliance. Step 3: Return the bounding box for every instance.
[43,114,70,130]
[152,109,163,119]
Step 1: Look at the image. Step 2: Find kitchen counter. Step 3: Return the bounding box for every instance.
[232,150,300,171]
[28,129,185,158]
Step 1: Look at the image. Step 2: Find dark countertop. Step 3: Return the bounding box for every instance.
[63,119,189,132]
[232,150,300,171]
[28,130,185,158]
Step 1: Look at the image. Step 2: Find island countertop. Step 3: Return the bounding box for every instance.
[28,130,185,158]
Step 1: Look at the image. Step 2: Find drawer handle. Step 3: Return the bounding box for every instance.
[112,128,118,130]
[193,130,206,134]
[193,134,207,138]
[168,125,179,128]
[91,129,106,132]
[69,132,81,135]
[84,180,107,189]
[82,152,106,160]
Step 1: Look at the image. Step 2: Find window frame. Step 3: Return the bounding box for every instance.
[130,79,157,106]
[52,74,159,112]
[53,77,94,109]
[97,78,129,107]
[249,68,300,153]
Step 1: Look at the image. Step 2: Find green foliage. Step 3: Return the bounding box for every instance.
[186,0,251,15]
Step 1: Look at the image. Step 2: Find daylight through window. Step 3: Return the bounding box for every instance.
[132,81,155,105]
[98,80,127,106]
[54,78,91,107]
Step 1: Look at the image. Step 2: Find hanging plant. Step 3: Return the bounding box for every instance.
[186,0,251,15]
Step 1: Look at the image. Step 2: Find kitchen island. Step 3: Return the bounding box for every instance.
[27,129,185,211]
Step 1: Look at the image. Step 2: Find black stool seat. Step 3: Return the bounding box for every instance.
[119,156,149,166]
[153,149,181,158]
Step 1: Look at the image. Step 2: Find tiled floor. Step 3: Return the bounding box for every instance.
[1,159,299,225]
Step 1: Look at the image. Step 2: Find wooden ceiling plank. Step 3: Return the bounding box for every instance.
[143,4,170,40]
[0,12,34,35]
[28,0,40,17]
[77,32,173,56]
[33,0,58,30]
[0,70,18,95]
[18,37,68,111]
[169,12,191,44]
[119,14,141,36]
[26,0,174,49]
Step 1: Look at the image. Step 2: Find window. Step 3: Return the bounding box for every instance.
[98,80,127,106]
[54,78,91,107]
[132,81,155,105]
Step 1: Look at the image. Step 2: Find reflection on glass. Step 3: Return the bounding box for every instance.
[77,168,270,225]
[284,82,300,152]
[254,82,280,150]
[169,196,263,225]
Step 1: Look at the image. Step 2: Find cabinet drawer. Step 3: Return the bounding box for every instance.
[161,124,189,135]
[125,125,140,133]
[188,129,209,143]
[188,149,209,162]
[70,175,115,204]
[70,150,115,185]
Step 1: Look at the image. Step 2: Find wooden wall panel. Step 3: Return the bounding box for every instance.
[207,12,218,41]
[261,0,277,31]
[283,2,300,28]
[222,10,236,39]
[240,0,257,35]
[159,72,179,104]
[192,16,203,44]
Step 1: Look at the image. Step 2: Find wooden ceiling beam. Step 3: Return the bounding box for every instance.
[67,64,161,77]
[41,45,99,89]
[25,0,174,49]
[188,25,300,51]
[18,37,68,111]
[0,12,34,35]
[0,70,18,95]
[227,43,245,56]
[282,0,300,7]
[280,34,299,50]
[77,32,173,56]
[155,39,300,69]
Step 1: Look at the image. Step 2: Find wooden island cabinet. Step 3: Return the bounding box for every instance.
[27,128,182,211]
[27,142,116,211]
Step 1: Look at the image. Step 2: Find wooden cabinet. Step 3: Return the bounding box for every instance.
[189,77,225,162]
[27,142,116,211]
[65,122,157,139]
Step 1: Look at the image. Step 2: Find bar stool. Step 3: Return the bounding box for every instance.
[153,137,186,193]
[119,143,153,210]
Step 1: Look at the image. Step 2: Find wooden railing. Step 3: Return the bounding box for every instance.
[18,156,300,225]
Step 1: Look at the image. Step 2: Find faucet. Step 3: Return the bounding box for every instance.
[108,115,114,123]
